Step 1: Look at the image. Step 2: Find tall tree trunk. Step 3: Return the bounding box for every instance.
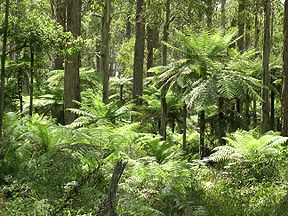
[221,0,226,29]
[281,0,288,136]
[245,4,251,50]
[160,0,170,140]
[270,4,275,131]
[252,0,260,127]
[206,0,213,29]
[101,0,111,104]
[254,0,260,48]
[199,110,205,159]
[29,47,34,117]
[64,0,81,124]
[236,0,245,114]
[0,0,10,140]
[54,0,66,70]
[237,0,245,52]
[133,0,145,105]
[261,0,271,133]
[271,71,275,130]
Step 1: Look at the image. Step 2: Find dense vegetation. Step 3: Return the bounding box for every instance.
[0,0,288,215]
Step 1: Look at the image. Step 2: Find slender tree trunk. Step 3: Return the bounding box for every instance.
[132,0,145,105]
[281,0,288,136]
[244,96,251,130]
[199,110,205,159]
[218,97,225,145]
[160,0,170,140]
[236,0,245,114]
[96,40,101,73]
[252,0,260,127]
[17,68,23,113]
[237,0,245,52]
[261,0,271,133]
[146,26,154,71]
[270,5,275,131]
[221,0,226,29]
[206,0,213,29]
[120,85,124,103]
[101,0,111,104]
[54,0,66,70]
[271,79,275,130]
[162,0,170,66]
[182,105,187,151]
[254,0,260,48]
[245,4,251,50]
[0,0,10,140]
[126,16,132,39]
[29,47,34,117]
[97,160,127,216]
[64,0,81,124]
[253,100,257,127]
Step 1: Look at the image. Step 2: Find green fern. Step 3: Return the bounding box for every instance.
[206,130,287,163]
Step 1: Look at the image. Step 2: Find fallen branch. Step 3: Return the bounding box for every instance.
[97,160,128,216]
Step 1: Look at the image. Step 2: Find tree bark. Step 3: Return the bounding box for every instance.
[199,110,205,159]
[97,160,128,216]
[206,0,213,29]
[126,16,132,39]
[221,0,226,29]
[281,0,288,136]
[237,0,245,52]
[64,0,81,124]
[254,0,260,48]
[0,0,10,140]
[253,100,257,127]
[182,105,187,151]
[236,0,245,114]
[261,0,271,133]
[101,0,111,104]
[146,26,154,71]
[252,0,260,127]
[245,4,251,50]
[270,4,275,131]
[54,0,66,70]
[132,0,145,105]
[29,47,34,117]
[218,97,225,145]
[160,0,170,140]
[17,68,23,113]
